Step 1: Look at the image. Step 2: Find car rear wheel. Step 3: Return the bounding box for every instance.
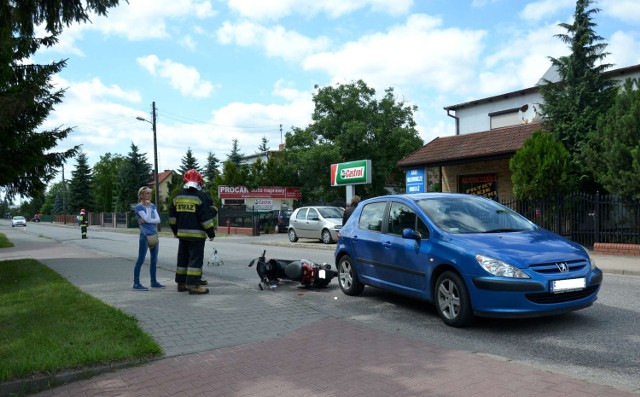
[288,228,298,242]
[434,271,473,327]
[338,255,364,295]
[321,229,333,244]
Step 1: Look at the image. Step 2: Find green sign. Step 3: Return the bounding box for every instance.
[330,160,372,186]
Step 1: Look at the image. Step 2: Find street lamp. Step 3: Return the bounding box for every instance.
[136,101,160,231]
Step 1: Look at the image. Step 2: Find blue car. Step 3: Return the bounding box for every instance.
[334,193,602,327]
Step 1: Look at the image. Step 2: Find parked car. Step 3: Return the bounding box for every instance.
[288,206,343,244]
[335,193,602,327]
[275,209,293,233]
[12,216,27,227]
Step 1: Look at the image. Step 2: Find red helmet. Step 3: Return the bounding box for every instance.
[80,209,86,214]
[183,169,203,189]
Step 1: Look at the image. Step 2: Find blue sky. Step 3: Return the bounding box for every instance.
[34,0,640,186]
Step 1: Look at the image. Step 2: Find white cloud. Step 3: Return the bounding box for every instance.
[600,0,640,24]
[137,55,215,98]
[519,0,575,22]
[217,21,330,61]
[606,31,640,68]
[303,14,486,95]
[226,0,412,21]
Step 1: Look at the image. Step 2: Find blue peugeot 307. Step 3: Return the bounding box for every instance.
[335,193,603,327]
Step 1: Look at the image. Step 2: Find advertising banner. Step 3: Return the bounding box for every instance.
[218,186,302,199]
[406,168,425,193]
[330,159,372,186]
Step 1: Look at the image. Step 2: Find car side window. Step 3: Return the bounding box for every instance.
[387,202,430,238]
[358,202,386,232]
[307,208,319,220]
[296,208,308,220]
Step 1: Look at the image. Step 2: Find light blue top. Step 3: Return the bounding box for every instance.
[136,202,160,236]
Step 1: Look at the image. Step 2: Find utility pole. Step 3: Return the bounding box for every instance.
[151,102,161,231]
[137,102,161,231]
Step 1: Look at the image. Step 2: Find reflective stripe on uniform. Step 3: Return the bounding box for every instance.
[176,229,207,238]
[176,266,187,275]
[187,267,203,277]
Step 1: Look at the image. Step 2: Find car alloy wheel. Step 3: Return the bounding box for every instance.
[288,228,298,242]
[338,255,364,295]
[435,271,473,327]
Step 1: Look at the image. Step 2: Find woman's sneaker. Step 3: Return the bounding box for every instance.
[133,283,149,291]
[150,282,165,289]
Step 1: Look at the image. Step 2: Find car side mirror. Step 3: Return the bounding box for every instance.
[402,228,422,241]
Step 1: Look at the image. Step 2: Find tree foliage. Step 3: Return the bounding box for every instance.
[284,80,423,204]
[510,131,574,200]
[92,153,124,212]
[584,78,640,198]
[227,138,244,165]
[0,0,122,199]
[177,147,201,176]
[67,151,94,213]
[112,143,151,212]
[537,0,617,191]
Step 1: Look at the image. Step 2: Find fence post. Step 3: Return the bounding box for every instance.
[555,193,562,235]
[594,191,600,244]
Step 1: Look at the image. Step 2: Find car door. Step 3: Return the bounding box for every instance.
[292,207,308,236]
[302,207,321,238]
[382,201,433,297]
[349,200,390,285]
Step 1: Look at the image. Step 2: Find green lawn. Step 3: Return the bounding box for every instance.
[0,233,162,384]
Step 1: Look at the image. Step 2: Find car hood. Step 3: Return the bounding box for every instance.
[445,229,588,267]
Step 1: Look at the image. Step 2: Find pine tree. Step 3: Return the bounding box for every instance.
[227,139,244,165]
[68,151,94,213]
[177,147,202,175]
[203,152,221,192]
[0,1,122,200]
[258,136,270,152]
[537,0,617,191]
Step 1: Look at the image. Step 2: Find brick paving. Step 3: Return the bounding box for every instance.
[2,226,639,397]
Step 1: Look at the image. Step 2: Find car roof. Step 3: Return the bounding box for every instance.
[363,193,476,202]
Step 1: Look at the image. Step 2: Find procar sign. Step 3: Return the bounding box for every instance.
[330,160,372,186]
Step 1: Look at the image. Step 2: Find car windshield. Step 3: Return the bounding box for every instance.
[416,196,537,234]
[319,207,343,219]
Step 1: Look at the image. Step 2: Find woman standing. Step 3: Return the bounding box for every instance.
[133,186,165,291]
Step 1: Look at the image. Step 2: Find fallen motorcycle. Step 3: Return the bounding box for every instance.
[248,250,338,290]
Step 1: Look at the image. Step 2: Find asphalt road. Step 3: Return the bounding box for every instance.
[4,221,640,393]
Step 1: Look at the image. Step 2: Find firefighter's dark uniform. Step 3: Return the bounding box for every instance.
[169,187,216,290]
[79,212,88,239]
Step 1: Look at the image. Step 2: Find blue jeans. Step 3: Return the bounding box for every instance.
[134,233,159,284]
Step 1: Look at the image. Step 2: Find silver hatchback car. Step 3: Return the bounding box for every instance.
[288,206,343,244]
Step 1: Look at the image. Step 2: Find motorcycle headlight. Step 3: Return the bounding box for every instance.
[476,255,530,278]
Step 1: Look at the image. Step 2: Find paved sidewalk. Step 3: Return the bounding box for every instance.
[1,228,639,397]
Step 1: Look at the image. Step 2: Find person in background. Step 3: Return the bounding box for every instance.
[79,209,88,239]
[133,186,164,291]
[342,195,361,225]
[169,169,216,295]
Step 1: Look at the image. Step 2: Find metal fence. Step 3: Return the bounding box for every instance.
[500,192,640,249]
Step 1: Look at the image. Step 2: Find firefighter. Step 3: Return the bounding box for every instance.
[79,209,88,239]
[169,169,216,295]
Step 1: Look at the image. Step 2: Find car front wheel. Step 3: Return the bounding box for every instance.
[434,271,473,327]
[321,229,333,244]
[338,255,364,295]
[288,228,298,242]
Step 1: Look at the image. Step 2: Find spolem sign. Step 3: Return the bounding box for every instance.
[330,160,372,186]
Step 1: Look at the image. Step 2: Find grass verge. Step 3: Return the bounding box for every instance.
[0,256,162,384]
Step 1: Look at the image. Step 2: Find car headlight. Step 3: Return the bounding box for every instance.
[581,245,596,271]
[475,255,530,278]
